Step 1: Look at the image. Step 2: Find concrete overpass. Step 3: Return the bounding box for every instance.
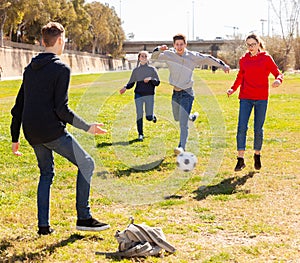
[122,39,228,56]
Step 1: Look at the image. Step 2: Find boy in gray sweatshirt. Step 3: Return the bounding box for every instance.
[151,33,230,155]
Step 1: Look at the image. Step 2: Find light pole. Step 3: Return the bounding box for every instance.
[192,0,195,40]
[187,11,190,40]
[260,19,267,36]
[268,0,270,36]
[225,25,239,38]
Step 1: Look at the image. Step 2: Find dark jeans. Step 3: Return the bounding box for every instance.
[237,99,268,151]
[32,132,94,227]
[134,93,155,136]
[172,88,194,150]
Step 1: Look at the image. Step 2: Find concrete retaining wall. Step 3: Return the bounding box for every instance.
[0,43,127,79]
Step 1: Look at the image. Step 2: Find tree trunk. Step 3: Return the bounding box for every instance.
[0,11,7,47]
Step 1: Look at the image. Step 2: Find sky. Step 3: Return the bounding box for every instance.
[93,0,276,41]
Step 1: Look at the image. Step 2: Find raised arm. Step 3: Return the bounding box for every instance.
[151,45,168,60]
[194,53,230,73]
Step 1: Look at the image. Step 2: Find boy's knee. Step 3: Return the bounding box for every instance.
[87,156,95,172]
[81,156,95,176]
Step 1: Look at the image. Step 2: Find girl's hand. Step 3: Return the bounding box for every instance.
[226,88,234,97]
[144,77,151,83]
[272,80,281,88]
[119,87,126,94]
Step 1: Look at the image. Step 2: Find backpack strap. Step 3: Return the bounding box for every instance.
[96,242,153,258]
[126,224,153,243]
[132,224,176,253]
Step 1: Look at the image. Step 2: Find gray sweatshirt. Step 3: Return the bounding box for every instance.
[151,47,227,90]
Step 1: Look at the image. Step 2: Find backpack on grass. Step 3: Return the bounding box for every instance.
[96,217,176,258]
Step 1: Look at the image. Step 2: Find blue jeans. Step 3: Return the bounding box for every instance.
[172,88,194,150]
[237,99,268,151]
[135,93,155,136]
[32,133,94,227]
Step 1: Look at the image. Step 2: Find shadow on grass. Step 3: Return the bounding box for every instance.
[96,159,168,178]
[97,138,140,148]
[0,233,103,262]
[113,159,167,177]
[95,250,174,261]
[193,171,256,201]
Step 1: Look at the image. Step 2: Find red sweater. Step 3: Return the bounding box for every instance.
[231,51,283,100]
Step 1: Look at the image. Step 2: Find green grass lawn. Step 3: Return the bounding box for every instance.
[0,69,300,262]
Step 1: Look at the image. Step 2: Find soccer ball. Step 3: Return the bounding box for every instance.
[176,152,197,172]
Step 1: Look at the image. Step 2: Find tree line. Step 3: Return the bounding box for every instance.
[1,0,299,71]
[0,0,125,57]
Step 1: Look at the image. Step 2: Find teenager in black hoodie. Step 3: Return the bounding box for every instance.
[10,22,110,235]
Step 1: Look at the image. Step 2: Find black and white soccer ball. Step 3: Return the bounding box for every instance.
[176,152,197,172]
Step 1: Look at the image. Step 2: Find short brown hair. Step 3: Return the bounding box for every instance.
[41,22,64,47]
[173,33,186,44]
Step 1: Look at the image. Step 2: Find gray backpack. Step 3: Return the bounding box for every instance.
[96,218,176,258]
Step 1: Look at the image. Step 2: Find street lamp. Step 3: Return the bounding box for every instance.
[260,19,267,36]
[192,0,195,40]
[187,11,190,40]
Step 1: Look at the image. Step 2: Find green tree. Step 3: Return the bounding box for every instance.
[20,0,79,45]
[106,6,125,57]
[67,0,91,51]
[4,0,26,42]
[85,1,109,54]
[2,0,125,57]
[3,0,68,44]
[0,0,13,46]
[85,2,125,57]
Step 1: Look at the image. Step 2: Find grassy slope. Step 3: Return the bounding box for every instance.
[0,70,299,262]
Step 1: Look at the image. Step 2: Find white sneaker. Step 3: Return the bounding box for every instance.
[174,147,184,155]
[189,112,199,122]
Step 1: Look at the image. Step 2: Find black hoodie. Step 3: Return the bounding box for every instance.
[10,53,90,145]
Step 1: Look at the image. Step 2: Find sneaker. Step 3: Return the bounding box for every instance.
[234,157,246,172]
[254,154,261,170]
[76,217,110,231]
[38,226,54,235]
[189,112,199,122]
[138,134,144,141]
[174,147,184,155]
[152,115,157,123]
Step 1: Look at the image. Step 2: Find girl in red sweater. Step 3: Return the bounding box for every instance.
[227,33,283,172]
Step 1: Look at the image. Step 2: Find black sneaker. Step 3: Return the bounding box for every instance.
[153,115,157,123]
[234,157,246,172]
[254,154,261,170]
[76,217,110,231]
[38,226,54,235]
